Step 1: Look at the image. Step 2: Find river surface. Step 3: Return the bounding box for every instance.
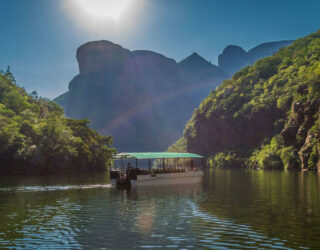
[0,169,320,249]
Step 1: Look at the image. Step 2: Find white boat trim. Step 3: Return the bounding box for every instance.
[130,171,203,186]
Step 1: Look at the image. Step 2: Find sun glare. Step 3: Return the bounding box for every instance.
[63,0,144,37]
[72,0,131,21]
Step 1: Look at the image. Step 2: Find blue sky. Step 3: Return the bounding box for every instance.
[0,0,319,99]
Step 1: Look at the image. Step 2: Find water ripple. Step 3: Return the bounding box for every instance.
[0,184,112,193]
[0,170,318,249]
[186,200,296,249]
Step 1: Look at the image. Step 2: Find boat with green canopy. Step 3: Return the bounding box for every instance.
[111,152,204,188]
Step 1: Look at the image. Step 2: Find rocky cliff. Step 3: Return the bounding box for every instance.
[171,31,320,170]
[55,41,226,151]
[55,39,293,152]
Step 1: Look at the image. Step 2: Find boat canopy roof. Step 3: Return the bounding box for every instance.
[114,152,203,160]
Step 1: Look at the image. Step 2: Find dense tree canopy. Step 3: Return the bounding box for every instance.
[171,30,320,170]
[0,69,116,175]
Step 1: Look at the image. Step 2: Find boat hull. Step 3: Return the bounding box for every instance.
[130,171,203,187]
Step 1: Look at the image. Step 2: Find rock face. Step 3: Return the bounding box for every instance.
[77,41,131,75]
[281,99,320,169]
[218,45,248,75]
[218,40,293,76]
[55,39,293,152]
[55,41,226,152]
[171,30,320,170]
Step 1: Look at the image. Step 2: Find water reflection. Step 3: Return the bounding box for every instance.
[0,170,319,249]
[200,169,320,249]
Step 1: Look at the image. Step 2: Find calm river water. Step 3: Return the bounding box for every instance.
[0,169,320,249]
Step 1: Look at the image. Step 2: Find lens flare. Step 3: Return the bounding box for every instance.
[62,0,145,36]
[72,0,131,21]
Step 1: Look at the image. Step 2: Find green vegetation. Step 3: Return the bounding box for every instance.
[208,151,243,168]
[167,137,187,153]
[0,68,116,175]
[171,30,320,169]
[247,135,299,169]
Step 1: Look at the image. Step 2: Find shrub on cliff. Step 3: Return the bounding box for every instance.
[172,30,320,169]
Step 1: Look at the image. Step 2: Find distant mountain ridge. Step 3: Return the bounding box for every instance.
[55,40,226,152]
[218,40,293,75]
[55,39,292,152]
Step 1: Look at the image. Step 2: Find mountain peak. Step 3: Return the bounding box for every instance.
[222,45,247,54]
[218,40,293,75]
[179,52,214,68]
[77,40,126,53]
[76,40,132,75]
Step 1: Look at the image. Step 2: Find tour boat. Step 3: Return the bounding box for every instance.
[110,152,204,188]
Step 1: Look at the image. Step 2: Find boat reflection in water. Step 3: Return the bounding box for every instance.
[1,170,319,248]
[127,183,203,235]
[110,152,204,188]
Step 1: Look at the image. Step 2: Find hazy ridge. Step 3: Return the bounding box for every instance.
[54,40,291,152]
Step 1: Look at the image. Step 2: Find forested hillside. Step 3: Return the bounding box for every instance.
[0,69,115,175]
[170,30,320,170]
[55,40,289,152]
